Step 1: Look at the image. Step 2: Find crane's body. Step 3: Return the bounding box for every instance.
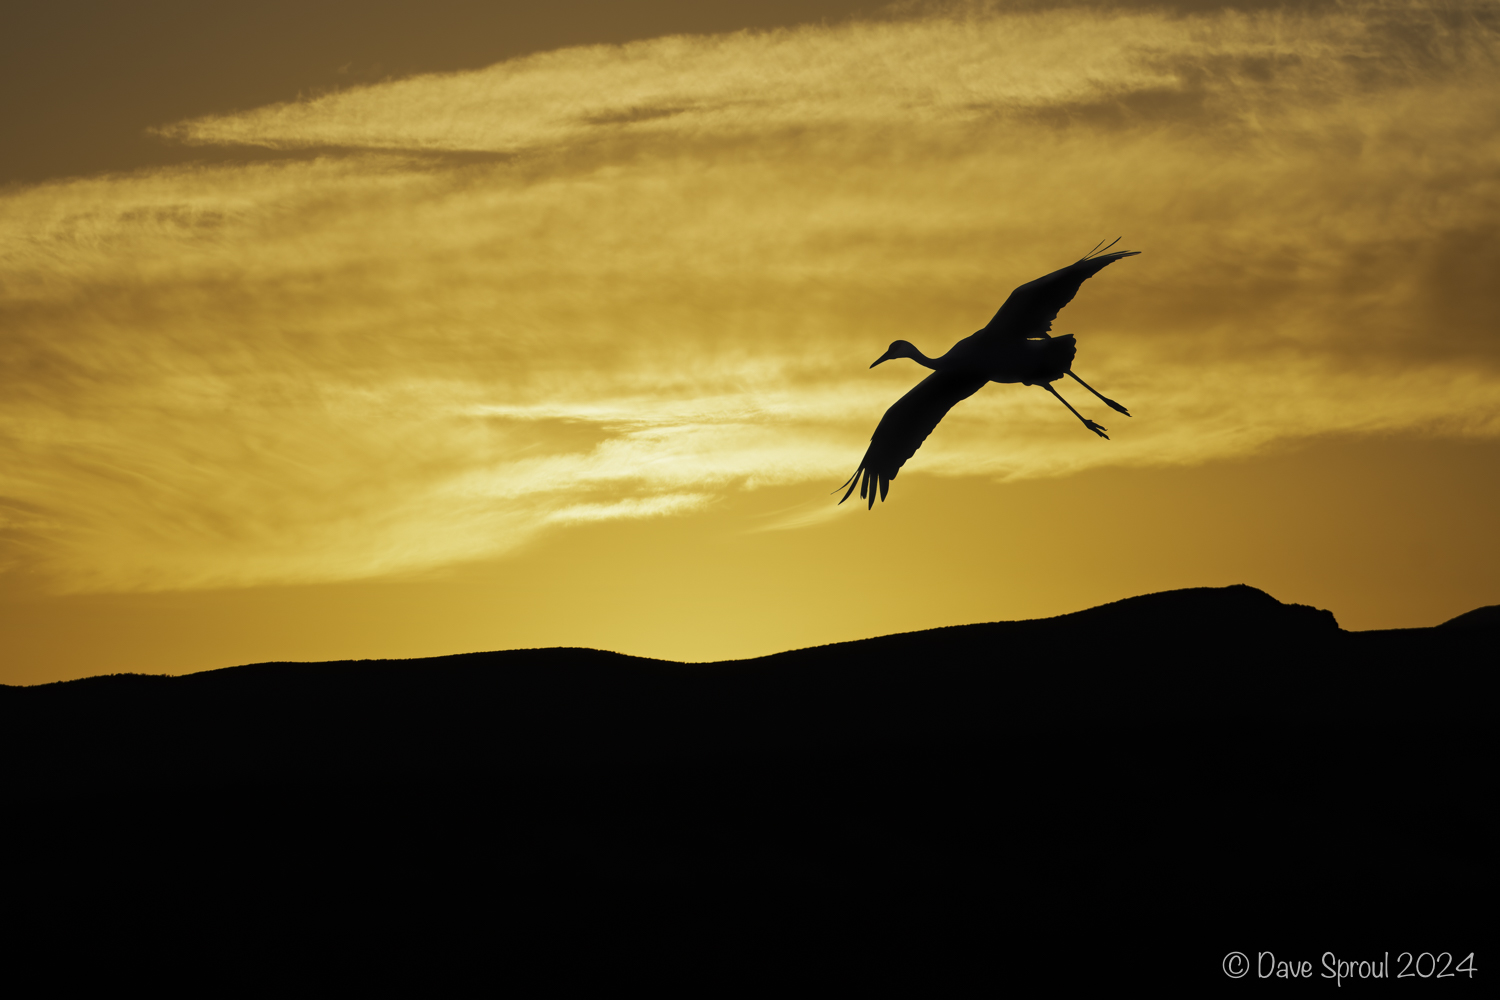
[839,240,1139,508]
[880,331,1080,384]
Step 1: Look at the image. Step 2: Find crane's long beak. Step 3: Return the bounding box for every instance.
[870,351,895,368]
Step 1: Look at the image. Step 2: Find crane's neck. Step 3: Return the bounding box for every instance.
[906,346,943,370]
[874,339,947,371]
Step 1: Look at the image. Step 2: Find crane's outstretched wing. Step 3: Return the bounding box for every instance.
[977,241,1140,343]
[838,370,989,508]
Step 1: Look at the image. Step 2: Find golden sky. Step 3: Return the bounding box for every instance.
[3,0,1498,684]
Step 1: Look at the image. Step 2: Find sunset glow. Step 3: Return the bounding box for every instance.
[3,0,1497,683]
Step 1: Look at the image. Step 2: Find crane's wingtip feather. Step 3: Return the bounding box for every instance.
[1081,237,1122,260]
[836,463,894,508]
[837,468,861,505]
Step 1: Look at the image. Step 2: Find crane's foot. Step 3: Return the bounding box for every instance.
[1084,419,1110,439]
[1102,397,1131,416]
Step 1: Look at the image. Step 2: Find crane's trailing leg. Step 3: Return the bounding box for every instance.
[1042,383,1109,439]
[1066,371,1130,416]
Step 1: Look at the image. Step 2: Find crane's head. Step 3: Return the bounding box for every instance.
[870,340,920,368]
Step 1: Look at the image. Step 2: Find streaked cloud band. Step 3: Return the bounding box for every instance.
[2,0,1496,591]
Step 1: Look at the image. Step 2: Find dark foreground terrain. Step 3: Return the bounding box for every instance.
[5,585,1491,983]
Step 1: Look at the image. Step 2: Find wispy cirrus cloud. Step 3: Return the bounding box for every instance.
[1,0,1496,591]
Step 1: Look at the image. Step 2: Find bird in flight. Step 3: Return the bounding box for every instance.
[839,239,1139,508]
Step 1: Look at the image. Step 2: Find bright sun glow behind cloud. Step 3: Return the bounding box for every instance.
[2,0,1497,592]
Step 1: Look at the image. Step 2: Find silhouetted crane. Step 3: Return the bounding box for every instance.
[839,240,1139,508]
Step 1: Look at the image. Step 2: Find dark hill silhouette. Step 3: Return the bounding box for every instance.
[4,584,1490,979]
[1440,602,1500,628]
[3,584,1482,792]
